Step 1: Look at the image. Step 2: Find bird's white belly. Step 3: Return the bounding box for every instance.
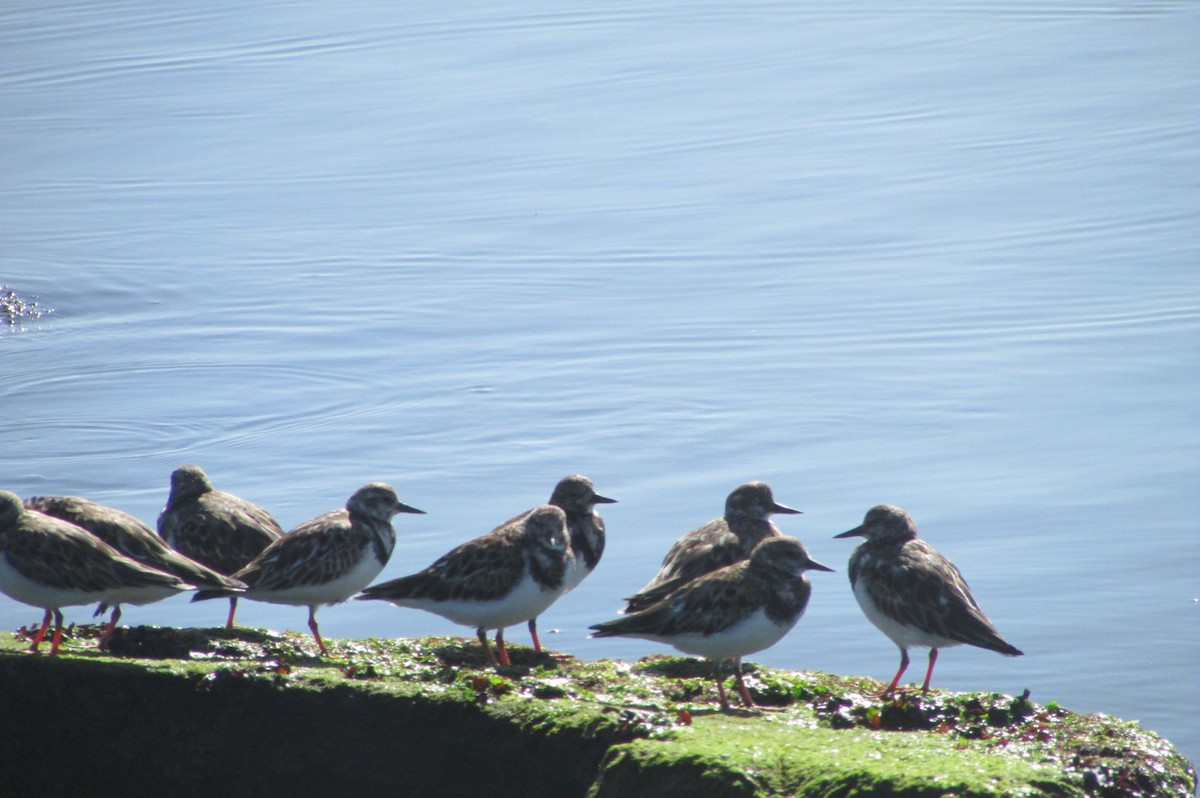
[563,555,592,592]
[390,576,564,631]
[250,553,384,607]
[852,578,962,650]
[0,556,102,609]
[638,608,794,662]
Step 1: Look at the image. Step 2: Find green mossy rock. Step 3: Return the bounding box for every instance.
[0,626,1193,798]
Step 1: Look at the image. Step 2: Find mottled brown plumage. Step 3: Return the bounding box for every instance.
[358,505,571,667]
[157,464,284,627]
[593,536,832,709]
[623,481,800,614]
[25,494,245,644]
[549,475,616,581]
[194,483,424,656]
[25,495,243,592]
[496,475,615,651]
[0,491,191,655]
[836,505,1023,695]
[158,465,284,575]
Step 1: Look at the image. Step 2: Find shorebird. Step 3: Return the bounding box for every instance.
[157,464,285,628]
[623,481,800,614]
[192,483,424,656]
[835,504,1023,695]
[0,491,192,655]
[24,494,244,645]
[511,475,615,652]
[357,504,571,668]
[592,536,833,710]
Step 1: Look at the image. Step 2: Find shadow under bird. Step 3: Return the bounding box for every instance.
[24,494,245,646]
[0,491,192,655]
[356,504,571,668]
[623,481,801,614]
[503,475,615,652]
[193,483,424,657]
[835,504,1023,695]
[592,535,833,710]
[158,464,286,629]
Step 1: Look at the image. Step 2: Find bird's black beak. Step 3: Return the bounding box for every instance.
[397,502,426,515]
[808,558,835,573]
[834,524,864,539]
[593,494,618,505]
[771,501,802,515]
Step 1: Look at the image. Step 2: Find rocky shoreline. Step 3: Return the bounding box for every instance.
[0,627,1193,797]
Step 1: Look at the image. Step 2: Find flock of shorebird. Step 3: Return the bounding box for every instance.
[0,467,1022,709]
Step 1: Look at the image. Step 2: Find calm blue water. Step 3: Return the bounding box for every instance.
[3,0,1198,773]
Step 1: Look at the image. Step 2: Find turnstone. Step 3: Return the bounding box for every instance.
[192,483,424,656]
[157,464,285,628]
[623,481,800,614]
[356,504,571,668]
[0,490,192,655]
[591,536,833,710]
[835,504,1024,695]
[24,495,245,645]
[514,475,615,652]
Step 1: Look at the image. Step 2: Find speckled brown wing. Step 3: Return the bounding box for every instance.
[652,519,734,581]
[859,539,1016,654]
[235,501,285,538]
[25,496,241,590]
[598,562,761,639]
[362,528,527,604]
[6,516,184,593]
[25,496,155,552]
[624,519,750,612]
[158,493,283,576]
[489,507,535,531]
[233,510,362,591]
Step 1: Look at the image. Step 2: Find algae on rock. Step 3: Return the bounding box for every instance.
[0,627,1193,798]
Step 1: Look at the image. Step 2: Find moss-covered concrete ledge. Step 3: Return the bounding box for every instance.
[0,627,1193,798]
